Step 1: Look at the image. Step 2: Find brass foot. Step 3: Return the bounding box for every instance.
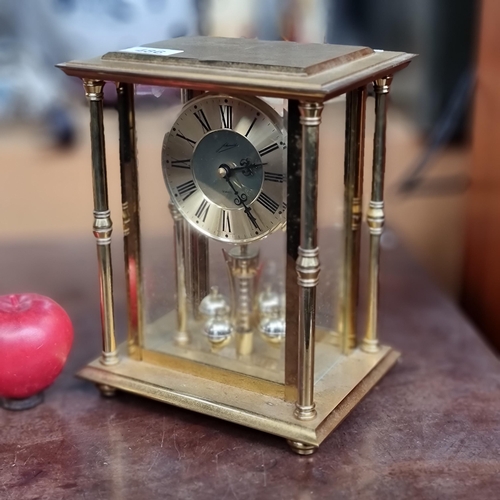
[287,440,318,455]
[97,384,117,398]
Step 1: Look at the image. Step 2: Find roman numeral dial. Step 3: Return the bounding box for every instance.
[193,109,211,133]
[162,95,287,243]
[220,105,233,129]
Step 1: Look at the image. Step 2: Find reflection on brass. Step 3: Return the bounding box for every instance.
[116,82,143,359]
[235,332,253,356]
[181,88,205,102]
[180,88,193,103]
[199,286,230,319]
[203,313,233,349]
[259,307,286,344]
[294,101,323,421]
[141,347,283,397]
[341,87,367,354]
[169,202,189,345]
[224,245,260,356]
[363,76,393,353]
[83,79,118,366]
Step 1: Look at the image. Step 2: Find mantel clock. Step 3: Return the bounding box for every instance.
[57,37,414,454]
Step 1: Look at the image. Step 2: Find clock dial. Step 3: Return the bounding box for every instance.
[162,95,286,243]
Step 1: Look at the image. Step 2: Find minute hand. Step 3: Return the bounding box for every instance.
[230,162,267,171]
[224,177,261,231]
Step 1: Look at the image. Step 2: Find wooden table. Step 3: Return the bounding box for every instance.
[1,236,499,499]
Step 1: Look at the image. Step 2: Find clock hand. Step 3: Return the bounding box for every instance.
[219,165,261,231]
[227,179,261,230]
[227,159,268,177]
[238,158,267,169]
[240,158,268,167]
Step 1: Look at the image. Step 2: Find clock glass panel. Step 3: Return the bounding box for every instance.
[139,93,345,386]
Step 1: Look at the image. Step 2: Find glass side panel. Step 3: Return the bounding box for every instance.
[314,97,347,378]
[135,91,348,387]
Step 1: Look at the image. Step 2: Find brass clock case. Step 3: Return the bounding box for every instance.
[57,36,415,455]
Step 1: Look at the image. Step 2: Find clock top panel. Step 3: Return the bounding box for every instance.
[57,36,415,100]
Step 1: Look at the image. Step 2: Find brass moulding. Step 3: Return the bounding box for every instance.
[373,75,394,95]
[82,79,104,101]
[84,78,119,367]
[93,210,112,245]
[362,76,393,354]
[296,247,320,288]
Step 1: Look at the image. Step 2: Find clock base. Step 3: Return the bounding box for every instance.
[77,342,399,454]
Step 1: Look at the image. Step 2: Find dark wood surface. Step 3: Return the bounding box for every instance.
[1,236,499,499]
[463,0,500,352]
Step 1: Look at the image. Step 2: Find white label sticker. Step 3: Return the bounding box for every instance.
[120,47,184,57]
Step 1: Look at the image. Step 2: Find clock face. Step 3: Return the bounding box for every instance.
[162,94,287,243]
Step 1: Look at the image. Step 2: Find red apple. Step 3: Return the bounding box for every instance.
[0,294,73,400]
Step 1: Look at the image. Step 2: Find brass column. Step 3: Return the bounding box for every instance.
[83,79,118,366]
[294,101,323,422]
[169,202,189,344]
[341,87,367,354]
[363,76,393,353]
[116,82,144,359]
[285,99,301,402]
[186,229,210,318]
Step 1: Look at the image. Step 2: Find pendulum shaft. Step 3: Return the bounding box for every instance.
[224,245,259,355]
[83,79,118,366]
[116,82,143,358]
[363,76,393,353]
[180,88,209,318]
[294,101,323,421]
[341,87,367,354]
[186,229,209,319]
[169,202,189,344]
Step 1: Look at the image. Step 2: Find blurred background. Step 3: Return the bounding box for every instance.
[1,0,499,352]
